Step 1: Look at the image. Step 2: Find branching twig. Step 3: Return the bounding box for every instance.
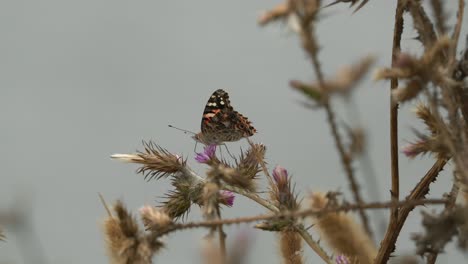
[291,1,372,237]
[388,0,405,253]
[156,198,447,236]
[375,158,448,263]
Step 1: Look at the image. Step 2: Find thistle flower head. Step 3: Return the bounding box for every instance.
[103,200,164,263]
[335,254,351,264]
[273,165,289,184]
[401,130,449,159]
[236,143,265,180]
[139,205,172,231]
[218,190,235,207]
[402,140,428,158]
[111,141,185,181]
[161,188,193,220]
[195,144,217,164]
[271,165,297,210]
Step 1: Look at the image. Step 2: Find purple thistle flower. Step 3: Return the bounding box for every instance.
[195,144,217,163]
[335,255,350,264]
[272,165,288,183]
[401,139,427,158]
[219,190,235,207]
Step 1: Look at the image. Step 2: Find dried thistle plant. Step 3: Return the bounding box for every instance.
[102,200,164,264]
[412,205,468,256]
[103,1,468,264]
[291,55,376,104]
[309,192,376,264]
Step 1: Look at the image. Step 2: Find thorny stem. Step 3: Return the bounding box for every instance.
[156,198,446,235]
[298,12,372,237]
[215,206,226,261]
[295,225,333,264]
[222,184,332,263]
[388,0,404,257]
[374,158,448,263]
[450,0,465,61]
[223,185,279,212]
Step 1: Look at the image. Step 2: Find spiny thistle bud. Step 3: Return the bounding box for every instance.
[335,254,351,264]
[218,190,235,207]
[401,131,449,159]
[111,141,185,181]
[290,80,323,102]
[292,55,375,103]
[401,139,430,158]
[103,200,164,264]
[236,143,265,180]
[271,165,298,210]
[413,103,439,135]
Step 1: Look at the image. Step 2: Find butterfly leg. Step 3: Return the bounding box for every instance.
[193,141,199,154]
[222,143,235,159]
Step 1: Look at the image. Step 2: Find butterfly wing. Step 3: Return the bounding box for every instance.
[201,89,232,133]
[199,89,257,143]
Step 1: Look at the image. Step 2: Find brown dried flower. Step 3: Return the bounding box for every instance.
[139,205,173,232]
[271,166,298,210]
[412,205,468,255]
[309,192,376,264]
[292,56,375,103]
[111,141,185,181]
[375,37,453,103]
[103,200,164,264]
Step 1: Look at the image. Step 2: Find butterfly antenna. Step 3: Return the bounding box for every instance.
[168,125,196,135]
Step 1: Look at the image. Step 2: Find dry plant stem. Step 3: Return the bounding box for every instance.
[224,183,330,262]
[429,0,447,35]
[388,0,405,249]
[159,198,446,235]
[223,185,279,212]
[300,19,372,238]
[296,226,333,264]
[450,0,465,61]
[215,206,226,261]
[374,158,448,264]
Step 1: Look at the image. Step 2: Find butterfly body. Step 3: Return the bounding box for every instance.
[193,89,256,145]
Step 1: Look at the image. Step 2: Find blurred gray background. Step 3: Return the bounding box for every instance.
[1,0,467,263]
